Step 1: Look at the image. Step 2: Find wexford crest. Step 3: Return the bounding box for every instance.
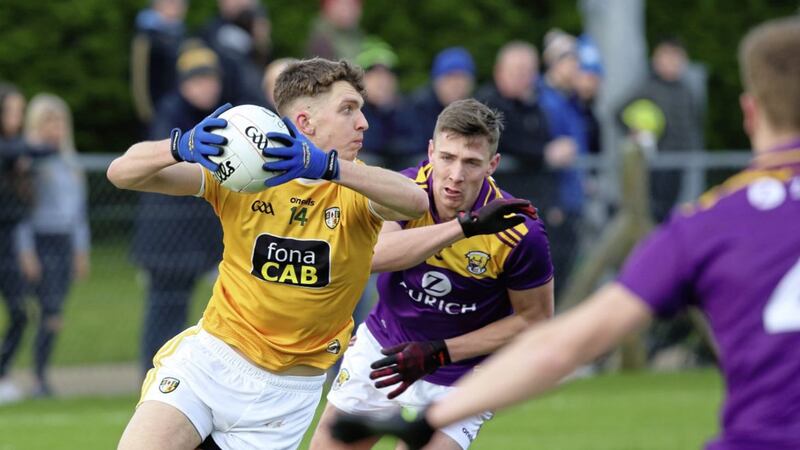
[465,251,490,275]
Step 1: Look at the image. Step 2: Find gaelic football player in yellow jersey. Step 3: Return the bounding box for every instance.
[107,58,428,450]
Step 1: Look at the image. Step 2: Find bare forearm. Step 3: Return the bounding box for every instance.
[336,160,427,219]
[107,140,175,190]
[429,313,590,428]
[372,221,463,272]
[107,140,201,195]
[427,284,652,428]
[445,315,532,362]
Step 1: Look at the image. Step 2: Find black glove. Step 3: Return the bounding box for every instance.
[458,197,538,238]
[331,408,436,450]
[370,340,451,399]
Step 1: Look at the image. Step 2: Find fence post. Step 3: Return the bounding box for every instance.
[560,138,654,369]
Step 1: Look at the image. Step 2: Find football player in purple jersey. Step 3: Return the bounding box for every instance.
[331,16,800,450]
[310,98,555,450]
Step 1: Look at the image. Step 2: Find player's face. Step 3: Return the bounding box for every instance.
[428,132,500,221]
[307,81,368,161]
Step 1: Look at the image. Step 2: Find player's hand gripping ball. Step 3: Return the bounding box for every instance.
[170,103,290,193]
[207,104,291,193]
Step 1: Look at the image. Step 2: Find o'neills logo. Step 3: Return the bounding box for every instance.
[251,233,330,287]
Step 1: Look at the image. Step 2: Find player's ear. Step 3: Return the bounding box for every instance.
[295,112,315,136]
[740,92,756,138]
[427,138,435,161]
[487,152,500,176]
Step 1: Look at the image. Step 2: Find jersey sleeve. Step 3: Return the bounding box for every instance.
[616,219,693,317]
[201,167,230,216]
[503,218,554,290]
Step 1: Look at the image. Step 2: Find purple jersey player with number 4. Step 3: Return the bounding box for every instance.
[311,98,555,450]
[330,16,800,450]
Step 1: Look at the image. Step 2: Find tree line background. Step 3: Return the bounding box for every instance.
[0,0,795,154]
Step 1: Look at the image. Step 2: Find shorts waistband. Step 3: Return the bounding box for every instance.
[196,329,325,392]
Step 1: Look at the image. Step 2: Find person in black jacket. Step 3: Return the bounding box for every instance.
[0,83,32,403]
[474,41,562,223]
[396,47,476,158]
[200,0,270,106]
[130,0,188,127]
[131,42,224,375]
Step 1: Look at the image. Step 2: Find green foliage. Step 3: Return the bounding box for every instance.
[645,0,798,148]
[0,0,794,152]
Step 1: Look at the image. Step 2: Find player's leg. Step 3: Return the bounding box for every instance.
[195,330,326,450]
[394,432,462,450]
[396,381,491,450]
[311,404,382,450]
[121,326,213,450]
[118,400,202,450]
[311,324,399,450]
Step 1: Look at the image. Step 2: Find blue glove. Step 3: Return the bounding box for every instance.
[263,117,340,187]
[169,103,231,171]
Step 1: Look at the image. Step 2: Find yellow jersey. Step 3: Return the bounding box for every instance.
[200,169,383,371]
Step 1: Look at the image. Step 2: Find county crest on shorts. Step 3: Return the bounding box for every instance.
[159,377,180,394]
[324,207,341,229]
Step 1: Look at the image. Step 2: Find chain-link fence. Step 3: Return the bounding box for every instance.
[0,149,750,399]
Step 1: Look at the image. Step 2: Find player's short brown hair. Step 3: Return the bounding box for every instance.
[739,17,800,132]
[273,58,366,114]
[434,98,504,155]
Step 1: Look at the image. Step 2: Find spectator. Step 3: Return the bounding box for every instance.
[355,37,405,168]
[130,0,188,127]
[619,37,705,223]
[0,83,31,403]
[14,93,90,398]
[475,41,557,208]
[537,29,589,296]
[576,34,604,155]
[398,47,476,157]
[131,41,223,374]
[306,0,365,62]
[262,57,297,112]
[200,0,270,106]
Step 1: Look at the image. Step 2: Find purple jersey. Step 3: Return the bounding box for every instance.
[618,147,800,450]
[366,161,553,385]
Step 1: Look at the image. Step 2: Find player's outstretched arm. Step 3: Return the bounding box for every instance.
[426,283,652,429]
[368,282,554,398]
[371,198,538,272]
[442,282,554,362]
[107,103,231,196]
[337,161,429,221]
[264,118,428,220]
[331,283,653,448]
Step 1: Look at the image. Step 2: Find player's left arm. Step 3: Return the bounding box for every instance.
[444,281,554,362]
[263,118,428,220]
[336,160,429,221]
[369,283,554,399]
[429,283,652,427]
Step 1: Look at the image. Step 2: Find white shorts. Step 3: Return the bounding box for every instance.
[140,325,326,450]
[326,324,492,449]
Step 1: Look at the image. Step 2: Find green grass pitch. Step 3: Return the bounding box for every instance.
[0,369,722,450]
